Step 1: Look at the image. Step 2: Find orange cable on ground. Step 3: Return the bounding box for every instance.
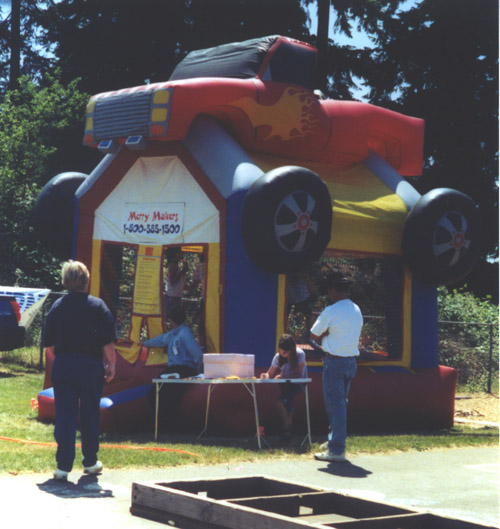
[0,436,199,456]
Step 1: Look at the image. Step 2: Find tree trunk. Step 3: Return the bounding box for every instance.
[316,0,330,92]
[9,0,21,89]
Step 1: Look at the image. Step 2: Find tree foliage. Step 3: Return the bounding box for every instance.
[306,0,498,296]
[0,72,88,288]
[0,1,53,92]
[364,0,498,264]
[437,286,498,390]
[33,0,310,95]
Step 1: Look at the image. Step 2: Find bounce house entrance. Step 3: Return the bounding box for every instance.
[99,241,208,365]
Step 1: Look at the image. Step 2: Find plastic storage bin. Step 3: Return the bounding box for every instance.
[203,353,255,379]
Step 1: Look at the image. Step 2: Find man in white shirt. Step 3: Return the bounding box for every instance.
[310,272,363,462]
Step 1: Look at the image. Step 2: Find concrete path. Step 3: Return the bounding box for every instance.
[0,446,497,528]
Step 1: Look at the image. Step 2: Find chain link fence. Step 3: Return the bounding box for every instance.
[309,313,498,393]
[438,320,499,393]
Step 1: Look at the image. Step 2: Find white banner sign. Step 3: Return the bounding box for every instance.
[122,202,185,242]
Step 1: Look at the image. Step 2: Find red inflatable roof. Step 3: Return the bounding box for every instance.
[84,36,424,176]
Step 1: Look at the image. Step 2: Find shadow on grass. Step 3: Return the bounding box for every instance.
[91,424,498,464]
[0,363,43,377]
[101,430,313,455]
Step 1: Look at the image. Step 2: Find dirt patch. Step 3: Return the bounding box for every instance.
[455,392,499,424]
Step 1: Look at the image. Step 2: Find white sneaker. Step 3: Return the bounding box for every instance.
[53,469,69,481]
[83,461,103,475]
[314,450,346,463]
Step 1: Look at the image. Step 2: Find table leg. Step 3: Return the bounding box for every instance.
[251,383,262,449]
[196,384,214,439]
[242,382,269,449]
[301,384,312,449]
[154,383,160,441]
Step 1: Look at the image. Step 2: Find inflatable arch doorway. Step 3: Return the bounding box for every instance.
[35,36,480,434]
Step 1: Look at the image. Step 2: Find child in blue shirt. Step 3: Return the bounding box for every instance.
[141,305,203,377]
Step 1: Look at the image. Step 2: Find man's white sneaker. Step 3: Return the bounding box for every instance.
[84,461,103,475]
[314,450,346,463]
[53,469,69,481]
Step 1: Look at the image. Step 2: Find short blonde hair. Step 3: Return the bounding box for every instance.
[62,260,89,292]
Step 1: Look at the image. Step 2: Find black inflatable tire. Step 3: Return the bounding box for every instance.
[402,188,480,286]
[32,172,87,259]
[241,166,332,273]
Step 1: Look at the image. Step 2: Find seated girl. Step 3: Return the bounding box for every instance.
[261,334,307,438]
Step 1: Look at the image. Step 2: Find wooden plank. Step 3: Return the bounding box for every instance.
[132,482,324,529]
[131,478,496,529]
[231,491,412,520]
[298,492,413,518]
[155,476,319,500]
[298,512,355,524]
[330,513,499,529]
[231,493,304,517]
[325,513,433,528]
[130,503,224,529]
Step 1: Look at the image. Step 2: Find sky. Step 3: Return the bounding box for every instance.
[0,0,10,14]
[306,1,374,48]
[306,2,376,101]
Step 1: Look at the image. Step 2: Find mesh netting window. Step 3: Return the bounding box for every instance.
[162,245,207,347]
[100,243,137,340]
[286,250,404,361]
[99,242,208,345]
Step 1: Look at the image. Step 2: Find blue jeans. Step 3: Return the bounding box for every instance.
[52,353,104,472]
[322,355,357,455]
[279,383,304,414]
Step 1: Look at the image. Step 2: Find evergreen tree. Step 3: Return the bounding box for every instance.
[0,1,53,92]
[309,0,498,296]
[34,0,309,95]
[360,0,498,264]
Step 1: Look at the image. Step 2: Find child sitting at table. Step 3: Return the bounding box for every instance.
[261,334,307,438]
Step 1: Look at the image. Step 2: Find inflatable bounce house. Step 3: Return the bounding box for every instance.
[34,36,480,435]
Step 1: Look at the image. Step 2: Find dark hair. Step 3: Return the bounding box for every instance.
[324,271,352,293]
[278,333,298,369]
[169,306,186,325]
[166,247,181,262]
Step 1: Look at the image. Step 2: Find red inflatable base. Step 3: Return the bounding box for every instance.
[176,366,458,436]
[38,350,162,433]
[37,379,155,433]
[39,347,457,435]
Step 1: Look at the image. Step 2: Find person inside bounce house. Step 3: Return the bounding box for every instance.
[163,247,187,318]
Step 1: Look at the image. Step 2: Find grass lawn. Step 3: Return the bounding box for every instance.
[1,351,498,475]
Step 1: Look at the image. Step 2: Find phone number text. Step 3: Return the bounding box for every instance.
[123,223,181,235]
